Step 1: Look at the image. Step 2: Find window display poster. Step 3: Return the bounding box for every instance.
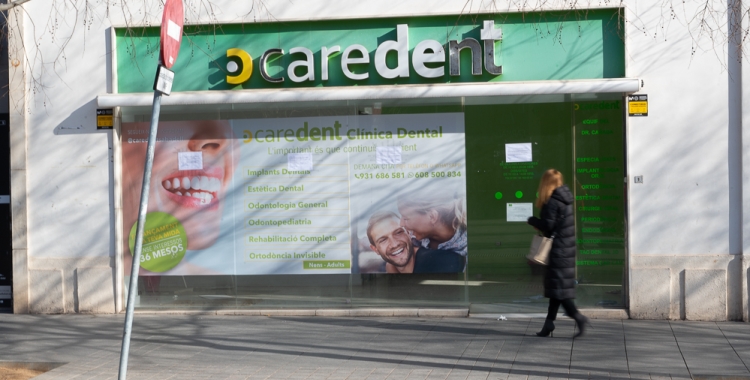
[121,114,467,276]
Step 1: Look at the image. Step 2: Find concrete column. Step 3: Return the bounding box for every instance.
[7,7,28,314]
[728,0,742,255]
[113,108,124,313]
[739,0,750,322]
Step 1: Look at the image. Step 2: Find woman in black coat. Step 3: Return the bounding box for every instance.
[527,169,589,338]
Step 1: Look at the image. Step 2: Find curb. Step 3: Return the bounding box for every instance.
[132,308,626,319]
[579,308,629,319]
[134,308,470,317]
[470,309,629,320]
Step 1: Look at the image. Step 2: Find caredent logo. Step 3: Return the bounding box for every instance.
[244,121,445,144]
[224,21,504,85]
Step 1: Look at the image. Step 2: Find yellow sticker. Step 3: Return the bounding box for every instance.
[629,101,648,114]
[96,109,114,129]
[628,94,648,116]
[97,115,113,127]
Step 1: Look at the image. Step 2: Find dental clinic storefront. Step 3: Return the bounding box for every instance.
[100,9,636,313]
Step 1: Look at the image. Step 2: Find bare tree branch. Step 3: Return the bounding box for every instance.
[2,0,748,112]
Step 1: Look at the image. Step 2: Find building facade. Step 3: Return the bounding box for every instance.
[4,0,749,320]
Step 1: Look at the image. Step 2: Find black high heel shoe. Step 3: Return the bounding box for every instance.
[536,320,555,337]
[573,314,591,339]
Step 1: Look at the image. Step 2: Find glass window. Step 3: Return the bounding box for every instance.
[121,93,625,311]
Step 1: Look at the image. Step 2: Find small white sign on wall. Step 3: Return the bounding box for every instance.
[178,152,203,170]
[505,143,532,163]
[507,203,533,222]
[288,153,313,171]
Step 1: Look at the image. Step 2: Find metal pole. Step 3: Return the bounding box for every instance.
[118,90,162,380]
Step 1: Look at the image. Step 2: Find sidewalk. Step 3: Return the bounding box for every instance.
[0,313,748,379]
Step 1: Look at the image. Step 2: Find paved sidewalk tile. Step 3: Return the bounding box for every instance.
[526,373,549,380]
[426,369,452,380]
[386,369,416,379]
[1,315,749,379]
[648,375,670,380]
[487,372,510,380]
[445,369,472,379]
[507,370,530,380]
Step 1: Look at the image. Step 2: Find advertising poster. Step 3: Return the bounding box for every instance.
[121,114,467,276]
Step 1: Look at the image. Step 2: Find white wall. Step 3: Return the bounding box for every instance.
[22,8,113,259]
[622,1,746,320]
[625,2,732,255]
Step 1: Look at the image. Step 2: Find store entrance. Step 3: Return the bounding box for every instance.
[463,95,627,313]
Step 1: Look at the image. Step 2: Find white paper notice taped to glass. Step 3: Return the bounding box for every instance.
[376,146,402,164]
[178,152,203,170]
[288,153,313,171]
[505,143,532,163]
[507,203,533,222]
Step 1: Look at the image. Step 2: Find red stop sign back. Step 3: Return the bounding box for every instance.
[160,0,184,69]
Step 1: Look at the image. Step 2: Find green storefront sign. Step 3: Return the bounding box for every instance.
[116,10,624,93]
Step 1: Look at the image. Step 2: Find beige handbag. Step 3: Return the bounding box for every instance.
[527,234,553,265]
[526,214,564,266]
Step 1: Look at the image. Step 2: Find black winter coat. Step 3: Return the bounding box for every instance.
[527,185,576,300]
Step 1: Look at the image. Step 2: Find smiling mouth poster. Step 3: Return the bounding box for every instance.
[121,114,467,276]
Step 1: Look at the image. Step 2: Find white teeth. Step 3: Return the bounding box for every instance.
[195,192,214,204]
[392,248,403,256]
[186,192,192,197]
[210,177,220,192]
[169,175,220,196]
[188,192,214,204]
[176,191,182,196]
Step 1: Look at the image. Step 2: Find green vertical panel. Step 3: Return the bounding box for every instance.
[572,98,626,308]
[464,103,573,310]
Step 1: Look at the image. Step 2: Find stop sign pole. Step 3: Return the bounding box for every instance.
[118,0,183,379]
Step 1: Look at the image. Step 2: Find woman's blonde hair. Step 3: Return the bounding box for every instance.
[536,169,564,208]
[397,191,467,232]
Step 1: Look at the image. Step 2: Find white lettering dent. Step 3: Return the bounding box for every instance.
[375,24,409,79]
[481,20,503,41]
[413,40,445,78]
[480,20,503,75]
